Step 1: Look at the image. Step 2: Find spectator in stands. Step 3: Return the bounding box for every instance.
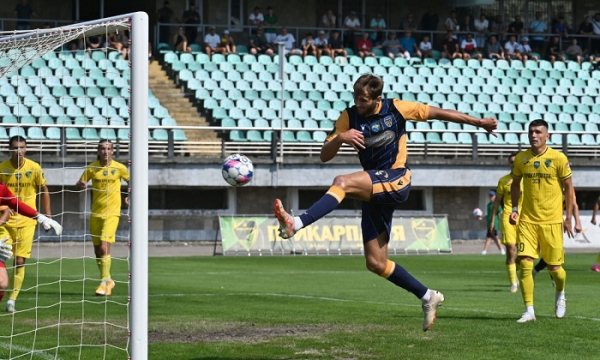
[486,35,505,60]
[321,9,337,33]
[249,27,273,56]
[263,6,278,44]
[552,16,569,38]
[474,14,489,50]
[108,31,129,59]
[508,15,525,38]
[459,14,475,38]
[221,30,236,54]
[490,15,507,41]
[314,30,331,59]
[378,32,407,60]
[369,13,387,45]
[528,12,547,52]
[419,35,433,58]
[565,38,592,66]
[504,35,522,62]
[301,33,318,58]
[400,31,421,59]
[181,4,201,44]
[248,6,264,33]
[518,37,537,62]
[400,13,418,32]
[461,33,481,60]
[13,0,37,31]
[328,31,348,60]
[578,16,594,53]
[445,10,459,33]
[442,31,462,59]
[344,11,361,50]
[204,27,226,59]
[592,13,600,53]
[357,32,375,58]
[157,1,177,45]
[86,35,103,57]
[546,36,566,64]
[275,27,302,55]
[420,7,439,33]
[173,27,192,53]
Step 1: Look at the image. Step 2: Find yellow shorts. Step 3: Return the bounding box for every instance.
[517,221,564,265]
[90,217,120,246]
[5,225,36,259]
[500,218,518,245]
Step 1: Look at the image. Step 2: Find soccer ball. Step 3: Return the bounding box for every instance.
[221,154,254,187]
[472,208,483,218]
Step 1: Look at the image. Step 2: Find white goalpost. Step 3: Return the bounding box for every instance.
[0,12,148,359]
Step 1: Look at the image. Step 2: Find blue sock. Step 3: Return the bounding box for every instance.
[386,262,428,299]
[299,185,345,227]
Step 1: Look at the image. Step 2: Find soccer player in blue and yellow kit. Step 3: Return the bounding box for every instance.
[0,135,53,312]
[510,119,573,323]
[274,74,497,331]
[77,140,129,296]
[490,152,522,293]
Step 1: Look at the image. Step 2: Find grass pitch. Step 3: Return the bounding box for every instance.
[1,253,599,359]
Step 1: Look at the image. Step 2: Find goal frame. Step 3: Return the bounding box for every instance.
[0,11,149,359]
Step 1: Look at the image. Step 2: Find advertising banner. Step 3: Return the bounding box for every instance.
[563,215,600,249]
[219,216,451,256]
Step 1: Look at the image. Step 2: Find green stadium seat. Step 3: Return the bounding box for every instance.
[296,130,313,142]
[151,129,168,141]
[582,134,598,145]
[282,130,297,142]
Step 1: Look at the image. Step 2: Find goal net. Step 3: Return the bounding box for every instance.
[0,13,148,359]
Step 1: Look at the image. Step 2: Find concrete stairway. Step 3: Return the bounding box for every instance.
[148,60,220,154]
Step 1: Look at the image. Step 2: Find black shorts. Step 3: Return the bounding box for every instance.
[486,228,497,238]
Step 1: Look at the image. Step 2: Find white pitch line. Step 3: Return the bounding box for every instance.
[0,342,60,360]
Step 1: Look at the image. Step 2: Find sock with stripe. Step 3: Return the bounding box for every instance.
[379,260,428,299]
[297,185,345,229]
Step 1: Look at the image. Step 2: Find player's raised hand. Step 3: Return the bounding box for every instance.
[340,129,365,151]
[37,214,63,236]
[480,117,498,137]
[563,218,574,238]
[0,237,12,263]
[509,211,518,225]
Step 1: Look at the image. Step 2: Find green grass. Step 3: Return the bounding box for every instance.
[1,254,599,359]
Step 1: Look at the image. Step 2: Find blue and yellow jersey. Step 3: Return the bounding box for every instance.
[0,158,45,228]
[512,147,572,224]
[326,99,429,170]
[496,173,523,221]
[80,160,130,219]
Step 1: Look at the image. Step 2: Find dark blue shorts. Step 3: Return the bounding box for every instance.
[361,168,411,243]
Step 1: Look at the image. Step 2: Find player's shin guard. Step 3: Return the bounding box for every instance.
[9,266,25,301]
[298,185,346,227]
[507,263,517,285]
[519,260,534,306]
[549,267,566,293]
[379,259,428,299]
[97,255,112,281]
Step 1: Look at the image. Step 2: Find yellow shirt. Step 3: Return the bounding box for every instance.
[512,147,572,224]
[80,160,129,219]
[0,158,45,228]
[496,173,523,221]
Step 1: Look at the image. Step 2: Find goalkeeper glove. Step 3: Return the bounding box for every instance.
[0,237,12,264]
[37,214,63,236]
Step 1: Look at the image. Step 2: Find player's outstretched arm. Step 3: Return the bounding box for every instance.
[40,184,51,217]
[320,129,365,162]
[0,186,62,236]
[428,107,497,136]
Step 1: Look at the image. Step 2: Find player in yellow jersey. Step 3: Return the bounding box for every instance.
[0,207,13,305]
[77,140,129,296]
[0,136,52,313]
[490,152,522,293]
[589,196,600,272]
[510,119,573,323]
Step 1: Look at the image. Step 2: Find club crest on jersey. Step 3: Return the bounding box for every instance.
[383,116,393,128]
[15,173,21,180]
[371,122,381,133]
[103,171,108,176]
[25,171,32,178]
[111,169,116,175]
[545,159,552,167]
[534,161,540,169]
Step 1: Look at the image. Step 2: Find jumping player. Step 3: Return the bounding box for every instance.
[273,74,497,331]
[77,140,129,296]
[490,152,522,293]
[510,119,573,323]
